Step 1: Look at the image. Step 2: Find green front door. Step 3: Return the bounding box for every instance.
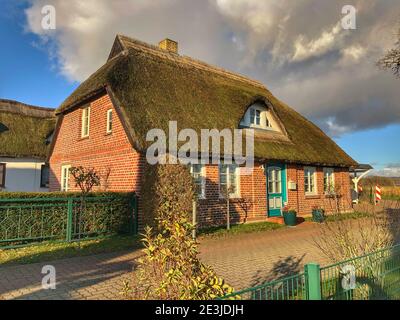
[266,164,287,217]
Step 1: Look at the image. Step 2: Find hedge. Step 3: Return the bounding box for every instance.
[0,192,137,248]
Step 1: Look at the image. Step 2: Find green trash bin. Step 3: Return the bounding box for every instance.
[283,210,297,226]
[312,208,325,223]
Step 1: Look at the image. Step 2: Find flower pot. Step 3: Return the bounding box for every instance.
[312,209,325,223]
[283,210,297,226]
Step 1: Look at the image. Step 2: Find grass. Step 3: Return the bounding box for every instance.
[0,235,142,266]
[305,211,372,223]
[382,186,400,201]
[198,221,284,238]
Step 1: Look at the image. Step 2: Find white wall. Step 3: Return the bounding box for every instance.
[0,157,49,192]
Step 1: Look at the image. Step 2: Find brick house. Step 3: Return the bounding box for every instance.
[48,35,357,227]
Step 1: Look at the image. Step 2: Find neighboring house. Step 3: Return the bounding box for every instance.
[0,99,55,192]
[48,35,357,227]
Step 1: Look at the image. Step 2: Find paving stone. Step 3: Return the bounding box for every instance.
[0,222,351,299]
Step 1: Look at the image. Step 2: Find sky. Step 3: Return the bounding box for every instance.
[0,0,399,176]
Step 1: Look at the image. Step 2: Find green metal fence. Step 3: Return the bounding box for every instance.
[0,194,138,249]
[221,272,307,300]
[220,244,400,300]
[320,245,400,300]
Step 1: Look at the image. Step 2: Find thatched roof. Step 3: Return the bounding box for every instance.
[56,35,357,167]
[0,99,55,159]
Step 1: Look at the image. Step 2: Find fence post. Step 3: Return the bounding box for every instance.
[305,263,322,300]
[130,193,138,235]
[66,198,73,242]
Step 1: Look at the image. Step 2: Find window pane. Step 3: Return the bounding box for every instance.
[310,171,315,192]
[190,164,204,197]
[268,181,274,193]
[107,110,113,132]
[255,110,261,125]
[276,181,281,194]
[250,109,255,124]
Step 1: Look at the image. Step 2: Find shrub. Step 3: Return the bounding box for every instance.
[127,163,234,300]
[0,192,136,247]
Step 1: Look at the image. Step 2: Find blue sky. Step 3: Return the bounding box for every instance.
[0,1,77,107]
[1,0,399,175]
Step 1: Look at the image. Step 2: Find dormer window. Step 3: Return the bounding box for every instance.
[240,102,280,132]
[250,109,261,125]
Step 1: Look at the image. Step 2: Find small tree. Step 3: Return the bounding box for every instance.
[126,163,234,300]
[69,166,101,240]
[69,166,101,195]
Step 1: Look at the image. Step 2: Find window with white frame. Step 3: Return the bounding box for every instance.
[250,109,261,126]
[106,109,113,134]
[61,165,71,191]
[323,168,335,193]
[304,167,317,195]
[190,164,206,198]
[81,106,90,138]
[219,164,240,198]
[268,167,282,194]
[241,104,276,131]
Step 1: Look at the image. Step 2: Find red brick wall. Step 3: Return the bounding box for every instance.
[287,164,352,216]
[195,164,352,227]
[49,94,144,194]
[197,163,267,226]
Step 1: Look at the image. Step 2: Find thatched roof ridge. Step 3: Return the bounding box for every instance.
[0,99,54,118]
[112,34,266,89]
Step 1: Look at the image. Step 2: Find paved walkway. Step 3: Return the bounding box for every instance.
[199,222,330,290]
[0,222,330,300]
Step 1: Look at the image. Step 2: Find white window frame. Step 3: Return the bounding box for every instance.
[268,167,282,194]
[61,165,71,192]
[219,164,240,198]
[304,166,317,195]
[323,168,335,193]
[81,106,90,138]
[190,164,206,199]
[106,109,113,134]
[247,107,274,130]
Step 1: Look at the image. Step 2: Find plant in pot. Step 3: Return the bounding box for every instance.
[311,206,325,223]
[282,206,297,226]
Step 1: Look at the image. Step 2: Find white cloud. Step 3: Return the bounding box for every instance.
[373,167,400,177]
[292,23,343,62]
[24,0,400,137]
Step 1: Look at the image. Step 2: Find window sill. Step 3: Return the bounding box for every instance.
[305,194,320,199]
[105,132,112,136]
[219,195,241,200]
[78,136,89,141]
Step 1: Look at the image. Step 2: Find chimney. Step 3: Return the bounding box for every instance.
[158,38,178,54]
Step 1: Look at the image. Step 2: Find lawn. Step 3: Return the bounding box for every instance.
[198,221,284,238]
[0,235,142,266]
[305,211,372,223]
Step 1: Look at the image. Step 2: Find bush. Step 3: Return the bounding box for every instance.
[127,164,234,300]
[0,192,136,247]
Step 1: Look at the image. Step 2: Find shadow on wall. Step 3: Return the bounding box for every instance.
[196,177,244,228]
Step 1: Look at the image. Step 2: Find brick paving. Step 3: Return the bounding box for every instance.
[199,222,330,290]
[0,222,333,300]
